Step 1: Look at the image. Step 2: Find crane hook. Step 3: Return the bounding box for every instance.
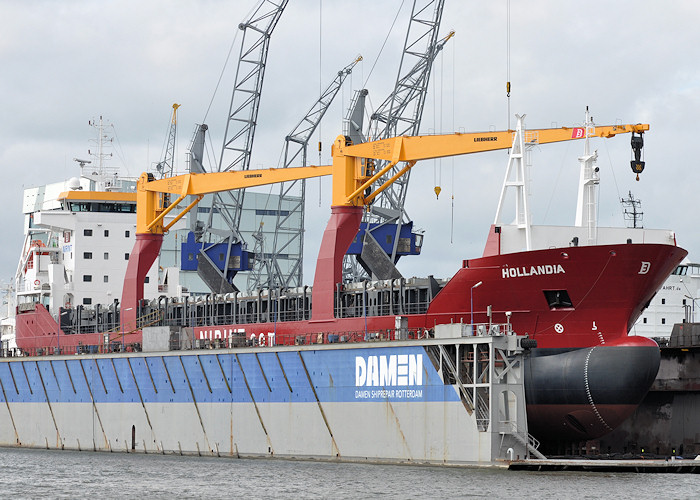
[630,132,645,180]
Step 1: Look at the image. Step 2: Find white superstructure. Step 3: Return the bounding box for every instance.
[632,262,700,340]
[0,283,15,353]
[13,117,303,327]
[16,174,160,313]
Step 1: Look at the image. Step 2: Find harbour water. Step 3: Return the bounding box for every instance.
[0,448,698,499]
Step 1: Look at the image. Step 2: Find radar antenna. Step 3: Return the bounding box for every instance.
[73,158,92,169]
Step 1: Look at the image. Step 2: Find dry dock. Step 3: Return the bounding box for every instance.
[509,458,700,473]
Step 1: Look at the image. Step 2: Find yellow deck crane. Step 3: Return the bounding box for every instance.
[120,121,649,331]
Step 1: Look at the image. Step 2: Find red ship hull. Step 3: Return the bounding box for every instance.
[17,242,685,349]
[427,242,687,349]
[182,242,685,349]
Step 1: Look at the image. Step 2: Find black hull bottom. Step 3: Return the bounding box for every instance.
[525,338,660,443]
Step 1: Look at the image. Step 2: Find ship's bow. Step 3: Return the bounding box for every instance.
[524,336,660,443]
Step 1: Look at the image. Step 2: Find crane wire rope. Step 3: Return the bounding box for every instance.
[506,0,511,130]
[432,52,437,193]
[361,0,407,89]
[200,1,258,124]
[450,34,455,244]
[438,42,444,192]
[195,0,270,240]
[157,112,174,174]
[205,130,217,176]
[431,52,442,199]
[318,0,323,207]
[365,92,375,139]
[602,139,624,220]
[110,123,132,177]
[255,1,312,225]
[541,140,572,224]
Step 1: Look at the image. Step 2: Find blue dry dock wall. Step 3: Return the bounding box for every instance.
[0,346,458,405]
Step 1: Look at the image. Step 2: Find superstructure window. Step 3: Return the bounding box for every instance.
[125,253,130,260]
[104,229,109,237]
[70,202,135,213]
[82,297,92,305]
[197,207,220,214]
[84,229,93,237]
[543,290,573,309]
[672,265,688,276]
[125,230,130,237]
[661,298,666,305]
[255,209,290,216]
[103,276,109,283]
[104,252,109,260]
[83,252,92,259]
[83,275,92,282]
[662,318,666,325]
[643,318,647,324]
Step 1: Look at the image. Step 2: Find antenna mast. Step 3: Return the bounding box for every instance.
[621,191,644,228]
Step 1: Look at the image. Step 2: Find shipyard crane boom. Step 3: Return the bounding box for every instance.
[120,120,648,331]
[194,0,289,295]
[346,0,450,281]
[156,103,181,179]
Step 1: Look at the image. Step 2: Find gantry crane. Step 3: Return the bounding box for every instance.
[119,120,648,332]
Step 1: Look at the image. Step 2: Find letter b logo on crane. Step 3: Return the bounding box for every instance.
[571,128,585,139]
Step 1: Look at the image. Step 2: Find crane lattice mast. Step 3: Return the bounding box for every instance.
[195,0,288,293]
[156,103,181,179]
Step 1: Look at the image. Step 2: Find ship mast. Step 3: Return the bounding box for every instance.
[621,191,643,228]
[87,116,113,176]
[84,116,118,190]
[574,107,600,245]
[493,114,533,250]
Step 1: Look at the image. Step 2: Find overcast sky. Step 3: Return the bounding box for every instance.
[1,0,699,286]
